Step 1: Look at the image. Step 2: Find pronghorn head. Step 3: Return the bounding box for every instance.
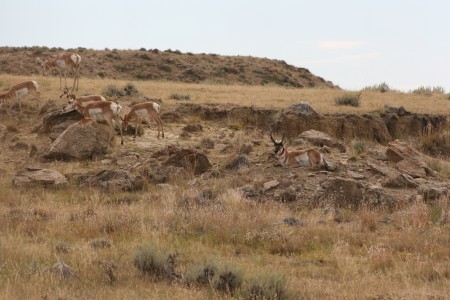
[40,59,50,75]
[60,86,76,111]
[121,114,131,131]
[270,131,285,154]
[60,86,76,101]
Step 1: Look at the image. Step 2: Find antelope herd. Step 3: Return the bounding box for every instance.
[1,51,326,169]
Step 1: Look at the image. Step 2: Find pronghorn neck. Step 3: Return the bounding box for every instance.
[275,144,289,165]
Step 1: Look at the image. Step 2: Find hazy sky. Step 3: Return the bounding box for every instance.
[1,0,449,91]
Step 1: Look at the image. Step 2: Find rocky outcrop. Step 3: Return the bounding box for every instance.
[13,167,68,188]
[44,122,111,161]
[175,104,447,145]
[163,146,212,175]
[418,182,449,202]
[299,129,346,152]
[386,139,434,178]
[81,169,144,191]
[313,177,395,209]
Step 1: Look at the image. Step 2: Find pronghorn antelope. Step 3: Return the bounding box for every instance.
[41,52,81,91]
[121,102,164,138]
[270,131,324,168]
[0,80,40,113]
[75,100,124,145]
[60,86,106,111]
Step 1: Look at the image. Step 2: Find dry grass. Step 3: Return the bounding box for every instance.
[2,74,450,114]
[0,73,449,299]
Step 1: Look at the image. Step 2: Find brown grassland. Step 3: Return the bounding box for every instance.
[0,73,449,299]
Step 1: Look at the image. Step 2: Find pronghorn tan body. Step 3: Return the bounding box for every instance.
[75,100,123,145]
[60,86,106,111]
[270,132,323,168]
[41,52,81,91]
[0,80,40,113]
[122,102,164,138]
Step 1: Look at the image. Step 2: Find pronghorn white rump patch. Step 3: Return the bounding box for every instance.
[70,54,81,65]
[15,88,29,98]
[152,102,161,113]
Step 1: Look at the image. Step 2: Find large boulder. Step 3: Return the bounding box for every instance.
[13,167,67,188]
[42,108,83,136]
[44,122,111,161]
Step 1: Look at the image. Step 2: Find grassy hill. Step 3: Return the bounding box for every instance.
[0,46,337,88]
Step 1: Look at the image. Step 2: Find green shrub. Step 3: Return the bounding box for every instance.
[102,83,140,98]
[184,263,217,287]
[412,86,445,96]
[123,82,140,96]
[133,242,179,281]
[103,84,125,97]
[363,82,391,93]
[352,139,367,155]
[334,92,361,107]
[214,264,244,296]
[169,93,191,101]
[243,273,292,300]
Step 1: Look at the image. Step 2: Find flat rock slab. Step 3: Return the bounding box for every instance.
[13,167,68,188]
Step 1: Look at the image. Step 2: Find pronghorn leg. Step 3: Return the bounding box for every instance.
[134,118,139,138]
[114,116,123,145]
[17,96,22,114]
[158,116,164,138]
[35,91,41,110]
[138,117,143,137]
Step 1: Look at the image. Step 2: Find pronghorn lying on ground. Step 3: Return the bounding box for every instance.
[0,80,40,113]
[74,100,124,145]
[121,102,164,138]
[60,86,106,111]
[270,131,324,168]
[40,52,81,91]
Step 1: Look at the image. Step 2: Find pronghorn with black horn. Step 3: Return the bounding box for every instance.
[121,101,164,138]
[60,86,106,111]
[75,100,124,145]
[0,80,40,113]
[270,131,324,168]
[40,52,81,91]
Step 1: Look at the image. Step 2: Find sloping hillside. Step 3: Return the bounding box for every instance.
[0,46,337,88]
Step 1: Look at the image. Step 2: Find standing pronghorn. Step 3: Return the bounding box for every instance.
[60,86,106,111]
[0,80,40,113]
[121,102,164,138]
[270,131,324,168]
[75,100,124,145]
[41,52,81,91]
